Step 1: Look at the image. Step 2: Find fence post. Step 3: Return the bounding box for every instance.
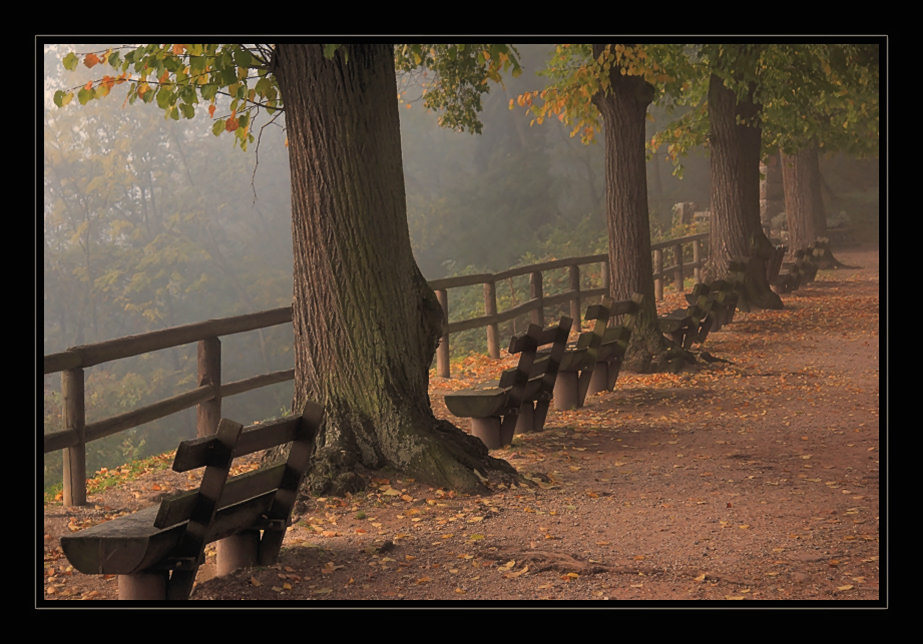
[674,242,684,292]
[435,289,450,377]
[693,238,702,283]
[530,271,544,326]
[484,280,500,359]
[653,249,664,301]
[197,336,221,437]
[62,367,86,507]
[569,264,581,325]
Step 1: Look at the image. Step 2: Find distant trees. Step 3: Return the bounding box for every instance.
[399,44,605,277]
[43,44,294,487]
[514,40,880,349]
[759,43,880,265]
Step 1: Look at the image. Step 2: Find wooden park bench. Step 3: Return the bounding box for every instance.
[766,244,786,285]
[659,293,713,350]
[547,300,613,410]
[573,299,638,405]
[443,316,572,450]
[798,245,819,283]
[60,403,323,600]
[684,281,738,333]
[772,244,818,293]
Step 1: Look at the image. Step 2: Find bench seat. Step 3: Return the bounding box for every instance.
[444,317,571,449]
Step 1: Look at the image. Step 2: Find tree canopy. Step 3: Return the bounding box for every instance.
[54,43,523,149]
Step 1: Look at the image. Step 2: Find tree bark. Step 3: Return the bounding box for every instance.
[592,45,692,372]
[706,73,782,311]
[780,147,818,254]
[271,43,516,496]
[781,144,843,269]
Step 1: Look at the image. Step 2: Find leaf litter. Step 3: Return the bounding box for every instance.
[42,248,880,603]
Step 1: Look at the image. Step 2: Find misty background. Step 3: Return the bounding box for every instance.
[41,43,879,490]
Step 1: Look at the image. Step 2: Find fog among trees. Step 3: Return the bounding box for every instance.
[41,42,879,489]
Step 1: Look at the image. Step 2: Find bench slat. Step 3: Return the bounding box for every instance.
[172,415,302,472]
[154,463,287,529]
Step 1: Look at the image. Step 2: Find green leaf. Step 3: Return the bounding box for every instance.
[233,48,253,69]
[212,119,225,136]
[62,52,79,71]
[156,87,174,109]
[179,102,195,119]
[53,90,73,108]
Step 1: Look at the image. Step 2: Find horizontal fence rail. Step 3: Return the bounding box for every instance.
[43,307,295,506]
[43,232,707,506]
[429,232,708,378]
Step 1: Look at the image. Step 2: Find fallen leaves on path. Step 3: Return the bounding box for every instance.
[42,249,881,603]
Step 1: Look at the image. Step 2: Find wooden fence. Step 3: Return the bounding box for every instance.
[429,232,707,377]
[42,232,707,505]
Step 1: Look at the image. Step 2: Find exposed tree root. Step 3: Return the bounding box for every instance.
[290,412,521,500]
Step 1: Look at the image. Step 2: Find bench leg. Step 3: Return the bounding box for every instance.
[216,530,261,576]
[118,571,168,600]
[606,359,623,391]
[470,417,503,450]
[553,371,580,410]
[514,403,535,435]
[586,362,609,397]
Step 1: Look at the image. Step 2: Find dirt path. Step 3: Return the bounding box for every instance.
[41,247,881,606]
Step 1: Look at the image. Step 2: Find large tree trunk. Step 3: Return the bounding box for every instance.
[271,43,516,496]
[706,73,782,311]
[592,45,691,372]
[781,144,844,269]
[780,147,819,253]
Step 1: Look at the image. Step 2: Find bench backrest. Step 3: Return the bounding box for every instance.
[531,316,573,400]
[497,323,542,391]
[154,403,322,598]
[497,317,571,402]
[576,298,614,353]
[155,406,320,532]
